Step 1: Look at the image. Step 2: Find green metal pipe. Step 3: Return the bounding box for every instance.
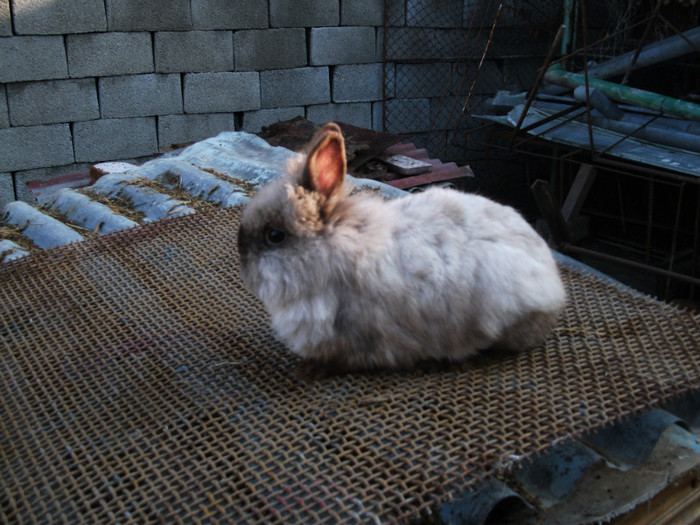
[561,0,576,55]
[545,63,700,121]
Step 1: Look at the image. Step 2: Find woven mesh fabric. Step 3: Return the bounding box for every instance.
[2,206,699,523]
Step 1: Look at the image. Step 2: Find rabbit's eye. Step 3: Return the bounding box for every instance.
[265,228,286,245]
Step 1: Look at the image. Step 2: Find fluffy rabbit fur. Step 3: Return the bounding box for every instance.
[238,122,566,375]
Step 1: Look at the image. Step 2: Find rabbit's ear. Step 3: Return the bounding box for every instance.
[302,122,346,199]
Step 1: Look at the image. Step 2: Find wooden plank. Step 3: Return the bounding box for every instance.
[530,179,570,245]
[561,163,598,225]
[383,168,471,190]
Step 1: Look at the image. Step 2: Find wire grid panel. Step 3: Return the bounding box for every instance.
[2,206,700,523]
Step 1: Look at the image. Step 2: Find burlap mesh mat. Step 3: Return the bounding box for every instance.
[2,206,699,523]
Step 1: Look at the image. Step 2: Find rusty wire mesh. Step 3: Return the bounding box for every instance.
[2,206,700,523]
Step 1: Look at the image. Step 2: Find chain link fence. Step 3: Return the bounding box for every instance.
[382,0,565,162]
[381,0,699,164]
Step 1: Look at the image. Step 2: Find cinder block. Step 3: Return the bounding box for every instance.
[8,79,99,126]
[385,27,464,60]
[0,173,13,210]
[310,27,376,66]
[375,98,431,134]
[463,0,531,28]
[158,113,235,147]
[0,124,74,172]
[341,0,383,26]
[431,94,488,130]
[430,96,465,130]
[270,0,339,27]
[382,62,395,99]
[14,162,95,203]
[384,28,432,60]
[234,29,306,71]
[1,0,11,36]
[452,60,503,95]
[12,0,106,35]
[502,57,541,92]
[74,118,158,163]
[0,85,8,128]
[371,101,383,131]
[307,103,372,129]
[100,74,183,118]
[242,107,305,132]
[260,67,330,108]
[333,63,383,103]
[406,0,463,28]
[67,32,153,78]
[384,0,405,25]
[183,72,261,113]
[192,0,267,30]
[106,0,191,31]
[394,62,453,98]
[155,31,233,73]
[0,36,68,83]
[487,26,546,57]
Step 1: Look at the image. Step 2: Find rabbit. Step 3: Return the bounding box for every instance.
[237,122,566,377]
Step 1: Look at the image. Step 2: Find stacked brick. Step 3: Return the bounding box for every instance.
[0,0,384,207]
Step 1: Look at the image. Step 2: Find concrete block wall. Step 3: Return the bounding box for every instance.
[0,0,386,206]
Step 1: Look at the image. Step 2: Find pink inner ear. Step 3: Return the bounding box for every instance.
[310,135,345,198]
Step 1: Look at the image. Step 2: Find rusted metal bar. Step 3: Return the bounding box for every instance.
[562,243,700,288]
[616,176,627,234]
[519,103,586,135]
[512,105,586,150]
[692,184,700,299]
[659,14,700,56]
[664,182,686,297]
[646,177,655,265]
[596,113,661,158]
[509,24,566,148]
[577,0,595,155]
[621,0,663,85]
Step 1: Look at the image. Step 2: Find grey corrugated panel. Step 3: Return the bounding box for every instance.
[538,418,700,524]
[512,439,605,508]
[129,158,252,207]
[580,408,684,469]
[445,391,700,524]
[89,171,195,222]
[168,131,298,187]
[440,478,534,525]
[664,390,700,434]
[479,105,700,177]
[43,188,138,234]
[0,131,406,260]
[0,239,30,263]
[2,201,84,249]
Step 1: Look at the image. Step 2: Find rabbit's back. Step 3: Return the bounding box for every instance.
[323,187,566,367]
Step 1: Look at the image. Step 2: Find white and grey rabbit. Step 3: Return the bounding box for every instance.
[238,122,566,376]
